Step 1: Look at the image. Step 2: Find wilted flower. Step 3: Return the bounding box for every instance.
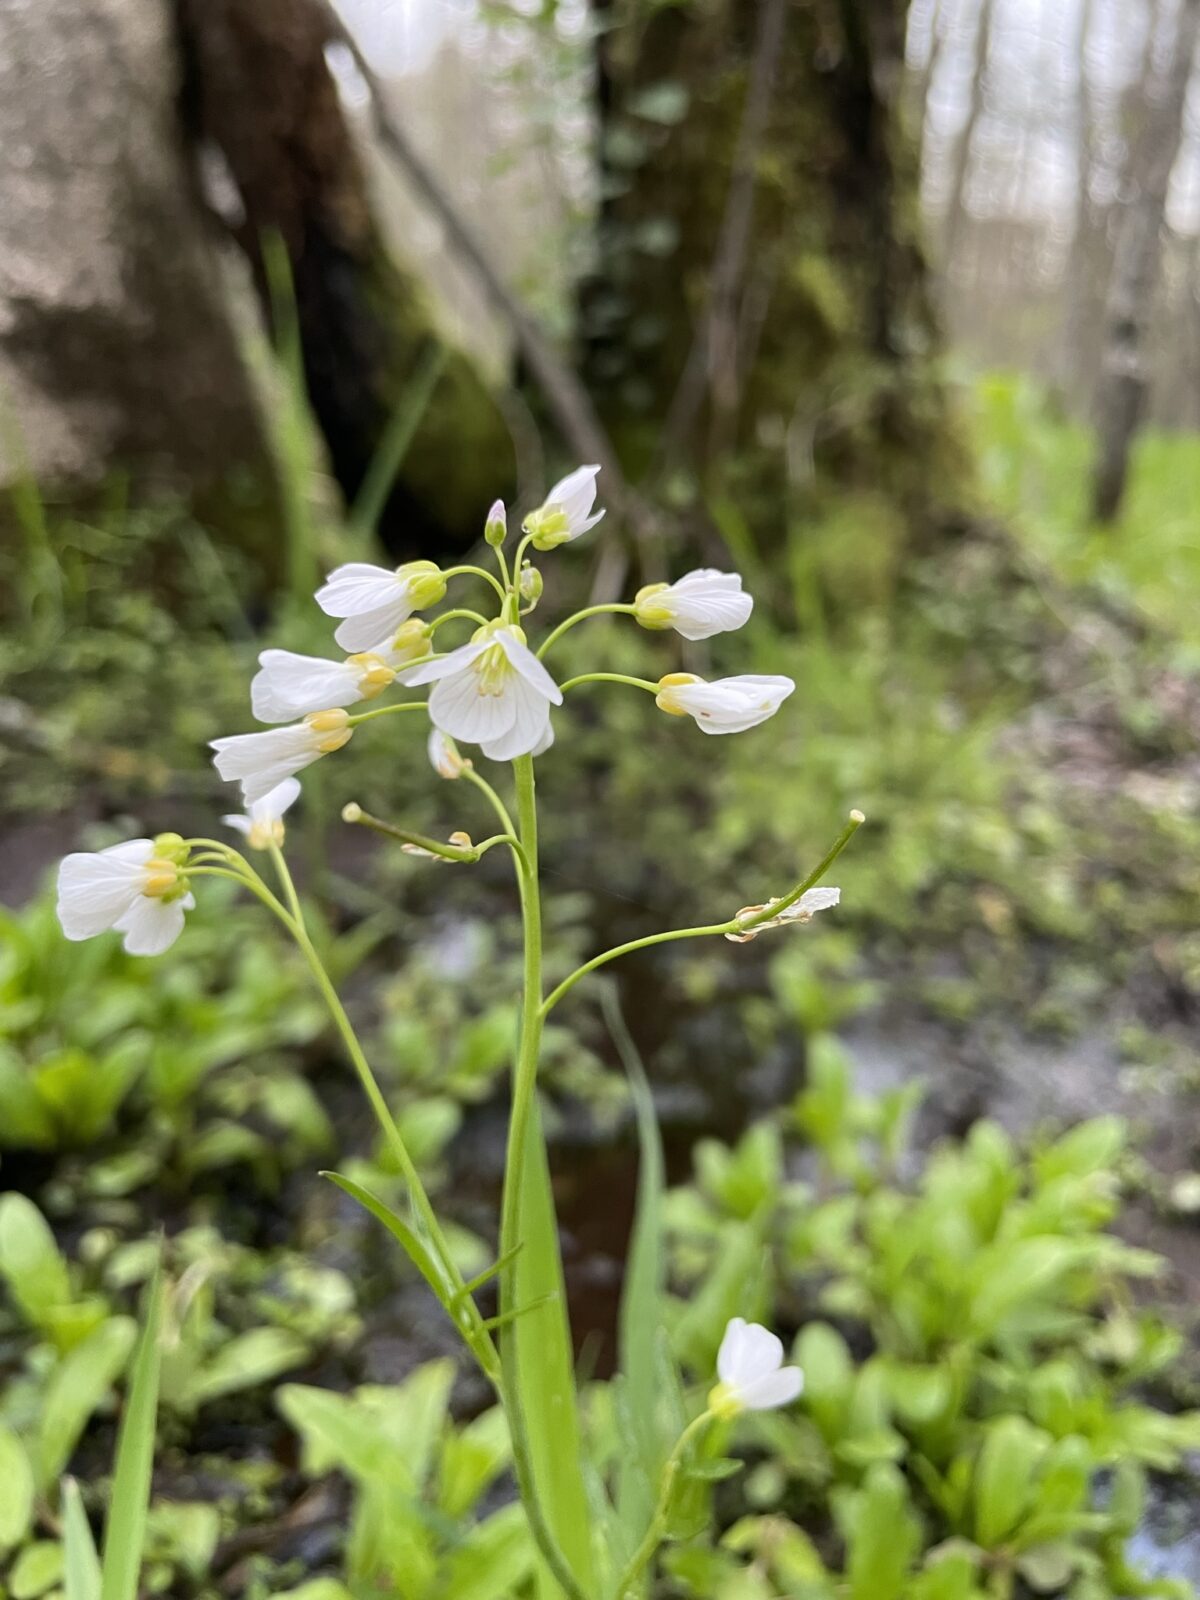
[655,673,794,734]
[316,560,447,652]
[725,886,841,942]
[57,835,195,956]
[427,728,471,779]
[523,465,605,551]
[402,830,473,860]
[222,777,301,850]
[709,1318,804,1418]
[634,570,753,641]
[405,623,562,760]
[211,711,352,804]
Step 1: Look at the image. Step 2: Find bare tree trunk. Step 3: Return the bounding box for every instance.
[1091,0,1199,523]
[0,0,282,569]
[943,0,994,263]
[1058,0,1099,393]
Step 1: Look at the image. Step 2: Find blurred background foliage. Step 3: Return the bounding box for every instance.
[3,0,1200,1593]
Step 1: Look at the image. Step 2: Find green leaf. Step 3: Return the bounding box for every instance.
[62,1478,101,1600]
[10,1540,64,1599]
[438,1407,511,1521]
[100,1259,166,1600]
[844,1465,920,1600]
[974,1417,1047,1549]
[180,1327,307,1410]
[443,1504,535,1600]
[36,1317,137,1489]
[512,1100,595,1596]
[796,1323,854,1441]
[0,1192,72,1331]
[0,1424,35,1549]
[320,1172,456,1315]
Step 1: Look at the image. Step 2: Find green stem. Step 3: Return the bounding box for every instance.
[735,809,864,932]
[346,701,428,727]
[430,607,488,632]
[537,604,635,660]
[559,672,659,694]
[497,755,591,1600]
[464,766,518,837]
[442,563,507,601]
[612,1413,713,1600]
[268,842,303,923]
[541,922,735,1018]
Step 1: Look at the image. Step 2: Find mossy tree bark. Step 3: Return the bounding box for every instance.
[583,0,963,590]
[175,0,515,563]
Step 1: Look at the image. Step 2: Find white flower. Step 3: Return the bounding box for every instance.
[655,673,794,734]
[725,886,840,943]
[222,777,302,850]
[634,570,753,641]
[710,1318,804,1417]
[405,624,562,760]
[251,650,404,723]
[315,560,446,652]
[57,838,195,957]
[523,465,605,551]
[427,728,472,779]
[211,711,352,805]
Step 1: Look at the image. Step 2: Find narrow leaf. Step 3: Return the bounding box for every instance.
[320,1172,456,1314]
[62,1478,101,1600]
[100,1255,166,1600]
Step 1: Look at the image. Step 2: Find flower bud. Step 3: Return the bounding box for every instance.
[151,832,189,866]
[484,498,507,548]
[633,582,672,630]
[519,565,543,605]
[390,618,433,663]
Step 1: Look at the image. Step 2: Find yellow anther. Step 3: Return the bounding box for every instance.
[655,672,700,716]
[347,653,396,700]
[141,858,182,899]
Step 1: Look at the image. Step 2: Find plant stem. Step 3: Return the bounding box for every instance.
[498,755,592,1600]
[346,701,428,727]
[430,607,489,632]
[442,563,508,601]
[559,672,659,694]
[541,921,736,1017]
[736,809,865,932]
[537,604,636,659]
[612,1412,713,1600]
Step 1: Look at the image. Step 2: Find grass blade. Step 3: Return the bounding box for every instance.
[99,1256,165,1600]
[350,342,447,538]
[62,1478,101,1600]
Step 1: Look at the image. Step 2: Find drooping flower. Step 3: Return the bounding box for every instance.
[427,728,471,779]
[315,560,447,652]
[211,711,353,805]
[57,836,195,956]
[222,777,302,850]
[523,465,605,551]
[709,1318,804,1418]
[401,829,474,861]
[725,886,840,943]
[404,624,562,760]
[634,570,753,641]
[251,650,400,723]
[655,673,794,734]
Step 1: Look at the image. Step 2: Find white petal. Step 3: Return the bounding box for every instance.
[251,777,302,824]
[717,1317,751,1385]
[56,841,154,940]
[252,651,361,723]
[211,726,320,805]
[113,896,188,956]
[737,1366,804,1411]
[531,718,555,756]
[674,675,794,734]
[546,464,599,521]
[568,509,605,540]
[222,814,252,836]
[479,682,551,760]
[669,584,753,641]
[721,1320,784,1388]
[428,668,517,744]
[334,600,412,653]
[316,563,401,617]
[674,569,744,593]
[784,887,840,919]
[403,639,488,686]
[495,630,563,705]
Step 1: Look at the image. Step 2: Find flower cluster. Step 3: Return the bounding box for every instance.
[55,464,816,955]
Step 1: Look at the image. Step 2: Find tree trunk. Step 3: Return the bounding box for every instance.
[1091,0,1199,524]
[942,0,994,265]
[175,0,516,563]
[582,0,961,587]
[0,0,282,571]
